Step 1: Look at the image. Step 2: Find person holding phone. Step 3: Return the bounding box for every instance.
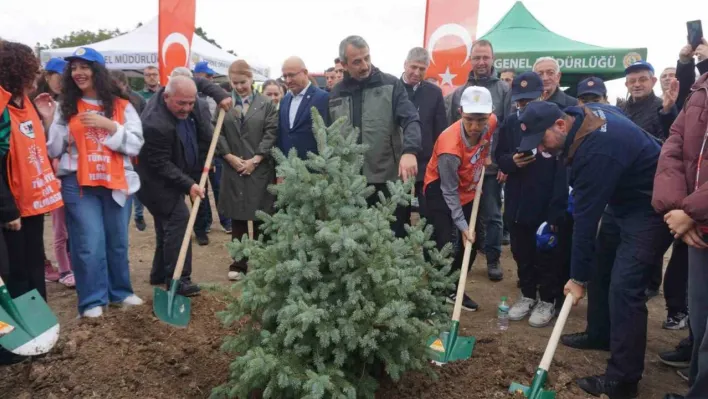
[495,72,569,328]
[653,68,708,399]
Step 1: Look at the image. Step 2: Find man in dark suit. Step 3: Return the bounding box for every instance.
[277,56,329,163]
[400,47,447,218]
[137,76,231,296]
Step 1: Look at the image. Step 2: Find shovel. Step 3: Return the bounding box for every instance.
[0,275,59,355]
[509,293,575,398]
[153,108,226,328]
[427,166,485,365]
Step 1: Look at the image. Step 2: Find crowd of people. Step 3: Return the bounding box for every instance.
[0,30,707,398]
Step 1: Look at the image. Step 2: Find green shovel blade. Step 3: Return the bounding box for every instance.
[153,280,191,328]
[426,321,475,365]
[509,369,555,399]
[0,288,59,356]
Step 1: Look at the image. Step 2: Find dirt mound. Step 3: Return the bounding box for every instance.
[1,294,238,399]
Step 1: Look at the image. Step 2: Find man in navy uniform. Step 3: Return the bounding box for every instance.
[517,101,672,398]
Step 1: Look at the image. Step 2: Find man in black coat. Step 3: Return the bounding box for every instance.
[400,47,447,218]
[137,76,231,296]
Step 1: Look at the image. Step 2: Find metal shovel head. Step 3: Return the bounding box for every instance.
[426,321,475,365]
[153,283,191,328]
[0,289,60,356]
[508,382,556,399]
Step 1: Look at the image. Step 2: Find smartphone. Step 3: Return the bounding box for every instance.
[688,20,703,50]
[516,150,535,157]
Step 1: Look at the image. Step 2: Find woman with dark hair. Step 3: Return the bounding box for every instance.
[35,58,66,100]
[261,79,285,108]
[0,41,64,303]
[218,59,278,281]
[47,47,144,318]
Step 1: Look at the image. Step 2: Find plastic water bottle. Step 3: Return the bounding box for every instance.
[497,296,510,331]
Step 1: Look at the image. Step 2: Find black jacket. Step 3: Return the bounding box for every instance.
[496,111,567,228]
[402,79,447,182]
[676,58,708,110]
[620,92,676,141]
[547,87,578,108]
[137,81,228,217]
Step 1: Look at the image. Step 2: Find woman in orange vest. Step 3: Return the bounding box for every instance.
[46,47,144,318]
[423,86,497,313]
[0,41,64,303]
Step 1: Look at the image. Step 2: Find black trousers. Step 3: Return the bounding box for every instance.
[510,222,564,303]
[368,183,410,239]
[664,240,689,315]
[3,214,46,300]
[229,219,265,273]
[151,198,192,284]
[587,206,673,383]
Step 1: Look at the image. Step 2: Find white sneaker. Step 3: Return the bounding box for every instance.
[529,301,556,328]
[228,271,244,281]
[121,295,144,306]
[508,297,536,321]
[82,306,104,318]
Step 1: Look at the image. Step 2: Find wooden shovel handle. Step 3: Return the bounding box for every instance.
[451,167,485,322]
[171,109,226,281]
[248,220,254,240]
[539,294,574,372]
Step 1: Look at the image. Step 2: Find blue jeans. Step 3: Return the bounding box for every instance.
[479,174,503,265]
[133,195,144,219]
[61,174,135,313]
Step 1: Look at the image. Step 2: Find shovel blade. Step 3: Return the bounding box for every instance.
[153,285,191,328]
[0,289,60,355]
[509,382,529,396]
[426,324,475,365]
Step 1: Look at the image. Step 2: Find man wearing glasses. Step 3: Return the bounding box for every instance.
[141,65,161,101]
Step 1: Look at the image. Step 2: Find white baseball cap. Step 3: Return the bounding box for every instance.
[460,86,493,114]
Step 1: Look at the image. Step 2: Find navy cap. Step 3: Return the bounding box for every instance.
[511,71,543,102]
[194,61,215,75]
[65,47,105,66]
[577,77,607,97]
[625,60,654,75]
[45,58,67,74]
[517,101,565,152]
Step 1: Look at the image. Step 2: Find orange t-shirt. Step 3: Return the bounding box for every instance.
[0,88,63,217]
[424,114,497,206]
[68,99,129,190]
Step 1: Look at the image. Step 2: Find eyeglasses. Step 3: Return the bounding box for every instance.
[281,70,304,80]
[145,73,159,78]
[627,76,651,85]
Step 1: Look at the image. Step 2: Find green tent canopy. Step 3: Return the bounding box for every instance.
[479,1,647,87]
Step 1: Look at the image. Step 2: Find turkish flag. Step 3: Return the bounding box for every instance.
[158,0,196,85]
[423,0,480,88]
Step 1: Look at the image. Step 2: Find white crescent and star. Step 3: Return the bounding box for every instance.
[426,23,474,67]
[161,32,191,66]
[439,67,457,86]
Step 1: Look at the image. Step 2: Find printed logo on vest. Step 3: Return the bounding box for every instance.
[19,120,35,139]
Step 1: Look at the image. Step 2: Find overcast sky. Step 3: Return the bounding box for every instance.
[0,0,704,99]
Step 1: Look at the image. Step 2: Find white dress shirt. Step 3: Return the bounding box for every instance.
[288,82,311,129]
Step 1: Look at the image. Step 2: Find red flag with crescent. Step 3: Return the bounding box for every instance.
[158,0,196,85]
[423,0,481,94]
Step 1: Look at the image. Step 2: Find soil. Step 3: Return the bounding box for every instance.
[0,208,689,398]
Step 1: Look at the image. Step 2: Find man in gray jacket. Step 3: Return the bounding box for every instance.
[446,39,510,281]
[329,35,422,238]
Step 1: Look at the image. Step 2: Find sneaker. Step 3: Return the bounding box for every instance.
[120,295,144,307]
[529,301,556,328]
[196,234,209,246]
[228,270,245,281]
[135,217,147,232]
[676,368,689,382]
[82,306,104,318]
[509,297,536,321]
[487,263,503,281]
[223,224,232,234]
[663,312,688,330]
[659,339,692,368]
[502,233,510,246]
[446,292,478,312]
[44,260,60,282]
[58,272,76,288]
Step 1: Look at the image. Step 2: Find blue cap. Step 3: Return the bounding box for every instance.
[65,47,105,66]
[625,60,654,75]
[194,61,216,75]
[45,58,67,74]
[511,72,543,102]
[536,222,558,251]
[517,101,564,152]
[577,77,607,97]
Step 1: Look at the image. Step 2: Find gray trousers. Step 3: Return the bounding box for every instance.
[150,197,192,284]
[688,246,708,397]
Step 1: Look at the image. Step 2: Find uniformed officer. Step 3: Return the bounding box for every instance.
[517,101,672,398]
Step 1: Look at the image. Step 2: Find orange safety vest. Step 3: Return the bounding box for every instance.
[424,114,497,206]
[0,88,63,217]
[68,99,129,190]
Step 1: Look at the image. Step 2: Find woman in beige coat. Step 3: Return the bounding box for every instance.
[217,60,278,281]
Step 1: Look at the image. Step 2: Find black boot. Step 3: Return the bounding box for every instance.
[659,338,692,368]
[561,332,610,351]
[576,375,638,399]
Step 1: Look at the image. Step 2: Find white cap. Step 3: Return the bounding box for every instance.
[460,86,493,114]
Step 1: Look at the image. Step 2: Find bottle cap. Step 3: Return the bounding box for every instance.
[501,296,507,301]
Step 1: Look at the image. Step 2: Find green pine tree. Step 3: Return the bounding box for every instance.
[213,108,456,399]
